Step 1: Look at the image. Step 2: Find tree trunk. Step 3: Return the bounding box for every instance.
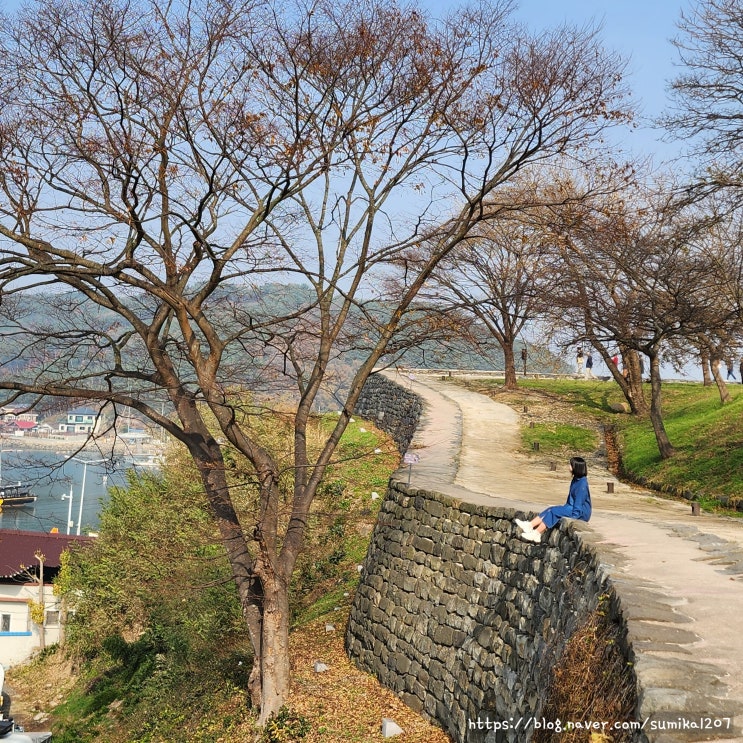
[700,349,712,386]
[648,353,674,459]
[257,575,291,725]
[601,351,647,415]
[710,356,732,404]
[589,335,648,415]
[503,342,518,389]
[187,435,269,710]
[622,349,647,415]
[37,556,45,652]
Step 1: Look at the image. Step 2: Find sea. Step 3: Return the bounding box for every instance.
[0,447,158,534]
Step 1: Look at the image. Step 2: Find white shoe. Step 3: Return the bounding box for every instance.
[514,519,532,532]
[519,529,541,543]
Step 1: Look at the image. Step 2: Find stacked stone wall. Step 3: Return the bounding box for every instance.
[354,372,422,453]
[348,373,627,742]
[346,482,617,742]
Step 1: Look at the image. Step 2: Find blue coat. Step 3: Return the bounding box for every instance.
[539,476,592,528]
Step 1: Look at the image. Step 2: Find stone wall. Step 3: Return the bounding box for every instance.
[348,372,630,742]
[346,482,621,743]
[354,372,422,454]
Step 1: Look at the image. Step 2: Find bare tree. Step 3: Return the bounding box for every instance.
[421,177,577,389]
[0,0,630,720]
[664,0,743,198]
[546,178,725,459]
[688,210,743,402]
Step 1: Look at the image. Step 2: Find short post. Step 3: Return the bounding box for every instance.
[523,406,528,413]
[691,502,700,516]
[529,421,535,428]
[607,482,614,494]
[532,441,540,452]
[403,452,420,485]
[549,461,556,471]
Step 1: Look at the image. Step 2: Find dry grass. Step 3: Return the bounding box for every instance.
[286,611,450,743]
[7,612,451,743]
[534,601,636,743]
[5,650,76,732]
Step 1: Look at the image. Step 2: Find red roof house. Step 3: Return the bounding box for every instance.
[0,529,93,580]
[0,530,94,666]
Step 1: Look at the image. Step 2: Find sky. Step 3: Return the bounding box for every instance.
[0,0,702,377]
[418,0,692,164]
[0,0,691,161]
[511,0,690,162]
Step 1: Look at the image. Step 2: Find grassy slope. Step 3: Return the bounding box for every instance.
[7,418,449,743]
[457,375,743,513]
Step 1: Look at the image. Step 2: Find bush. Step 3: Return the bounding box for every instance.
[260,706,311,743]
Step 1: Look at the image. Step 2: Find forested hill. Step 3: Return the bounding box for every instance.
[0,283,569,407]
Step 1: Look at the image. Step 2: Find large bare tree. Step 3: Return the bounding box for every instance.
[544,178,724,459]
[664,0,743,198]
[0,0,629,720]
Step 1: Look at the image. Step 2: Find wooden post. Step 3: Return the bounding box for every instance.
[607,482,614,493]
[691,502,700,516]
[532,441,540,451]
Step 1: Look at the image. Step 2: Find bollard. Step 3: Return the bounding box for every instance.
[549,461,557,471]
[691,502,700,516]
[523,406,528,413]
[607,482,614,494]
[532,441,540,451]
[529,421,535,428]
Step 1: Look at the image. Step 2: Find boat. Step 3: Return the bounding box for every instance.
[0,484,37,508]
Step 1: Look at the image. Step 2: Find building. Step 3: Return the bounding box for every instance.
[0,409,39,425]
[58,407,100,435]
[0,530,93,666]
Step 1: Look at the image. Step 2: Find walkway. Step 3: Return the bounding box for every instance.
[390,369,743,743]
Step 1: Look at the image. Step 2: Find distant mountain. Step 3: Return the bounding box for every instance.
[0,284,569,413]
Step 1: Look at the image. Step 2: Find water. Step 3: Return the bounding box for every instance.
[0,448,142,534]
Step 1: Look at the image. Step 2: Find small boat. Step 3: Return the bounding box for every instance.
[0,483,37,508]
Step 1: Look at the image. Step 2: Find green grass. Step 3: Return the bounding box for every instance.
[618,383,743,504]
[518,378,743,511]
[519,378,631,420]
[522,422,598,453]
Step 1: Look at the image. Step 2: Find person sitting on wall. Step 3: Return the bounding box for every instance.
[514,456,592,543]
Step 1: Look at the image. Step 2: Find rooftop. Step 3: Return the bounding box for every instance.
[0,529,94,579]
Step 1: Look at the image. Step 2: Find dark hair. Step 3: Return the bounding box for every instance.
[570,456,587,478]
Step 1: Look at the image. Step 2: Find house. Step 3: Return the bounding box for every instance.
[8,420,37,438]
[0,408,39,425]
[58,407,100,434]
[0,530,94,666]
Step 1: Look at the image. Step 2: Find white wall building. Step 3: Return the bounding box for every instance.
[0,530,93,667]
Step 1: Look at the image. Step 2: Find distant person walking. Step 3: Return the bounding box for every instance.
[726,360,736,382]
[576,348,584,375]
[514,456,592,544]
[585,352,594,379]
